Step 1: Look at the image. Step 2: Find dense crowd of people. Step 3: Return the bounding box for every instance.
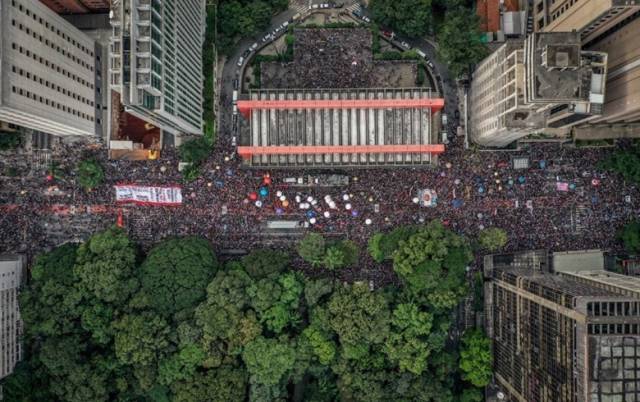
[0,132,637,283]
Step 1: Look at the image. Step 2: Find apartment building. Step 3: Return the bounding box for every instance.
[484,250,640,402]
[0,255,25,381]
[109,0,205,145]
[0,0,101,138]
[470,31,607,147]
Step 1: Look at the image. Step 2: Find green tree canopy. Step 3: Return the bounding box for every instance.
[76,158,104,191]
[140,237,218,319]
[437,5,487,78]
[459,329,493,387]
[242,336,296,386]
[619,220,640,253]
[297,233,326,265]
[370,0,433,38]
[478,227,508,251]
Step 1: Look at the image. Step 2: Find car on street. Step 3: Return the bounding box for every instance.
[416,49,427,59]
[382,30,395,39]
[282,21,289,29]
[261,33,272,42]
[233,79,239,90]
[454,109,460,120]
[236,56,244,67]
[426,60,434,69]
[232,136,237,146]
[249,43,258,51]
[400,41,410,50]
[311,4,319,9]
[362,15,371,23]
[319,3,330,8]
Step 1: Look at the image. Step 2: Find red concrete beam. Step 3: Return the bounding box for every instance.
[237,98,445,118]
[237,144,445,159]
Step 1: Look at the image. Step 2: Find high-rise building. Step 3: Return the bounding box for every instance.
[484,250,640,402]
[531,0,640,129]
[0,255,25,381]
[470,32,607,147]
[0,0,102,138]
[108,0,205,144]
[40,0,111,15]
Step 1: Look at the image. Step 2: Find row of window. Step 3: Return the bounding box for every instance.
[11,66,94,107]
[11,43,94,90]
[588,322,640,336]
[11,86,95,122]
[550,0,581,22]
[11,0,94,58]
[587,301,640,317]
[11,18,94,72]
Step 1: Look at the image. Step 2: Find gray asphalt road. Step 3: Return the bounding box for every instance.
[218,2,460,147]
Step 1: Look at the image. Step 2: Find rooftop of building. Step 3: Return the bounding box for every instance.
[529,32,593,101]
[260,28,418,89]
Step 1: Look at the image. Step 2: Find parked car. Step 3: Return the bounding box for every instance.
[261,33,272,42]
[362,15,371,23]
[319,3,330,8]
[382,30,393,38]
[250,42,258,51]
[454,109,460,120]
[236,56,244,67]
[232,136,237,146]
[441,113,448,127]
[416,49,427,59]
[282,21,289,28]
[242,49,250,58]
[400,41,410,50]
[311,4,319,9]
[426,60,434,69]
[233,79,239,90]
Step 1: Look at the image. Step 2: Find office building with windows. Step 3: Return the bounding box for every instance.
[484,250,640,402]
[108,0,205,148]
[531,0,640,130]
[41,0,111,14]
[470,31,607,147]
[0,0,101,138]
[0,255,25,381]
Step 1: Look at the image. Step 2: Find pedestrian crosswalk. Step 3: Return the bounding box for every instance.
[345,3,361,13]
[290,3,308,14]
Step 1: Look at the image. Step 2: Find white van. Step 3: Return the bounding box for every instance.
[416,49,427,59]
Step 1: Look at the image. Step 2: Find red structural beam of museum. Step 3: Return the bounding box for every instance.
[237,98,445,118]
[237,144,445,159]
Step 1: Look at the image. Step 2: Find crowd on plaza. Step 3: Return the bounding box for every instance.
[1,129,638,283]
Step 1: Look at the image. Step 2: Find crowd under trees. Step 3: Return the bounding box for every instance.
[3,221,491,402]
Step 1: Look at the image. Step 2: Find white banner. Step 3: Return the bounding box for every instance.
[115,185,182,206]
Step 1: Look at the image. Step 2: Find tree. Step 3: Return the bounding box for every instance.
[74,226,138,304]
[384,303,433,375]
[370,0,433,38]
[599,146,640,185]
[437,6,487,78]
[171,366,248,402]
[337,240,360,267]
[459,329,493,387]
[619,220,640,253]
[242,249,290,279]
[140,237,218,320]
[297,233,326,266]
[327,283,391,357]
[178,137,210,165]
[242,337,296,386]
[322,246,345,270]
[392,221,472,300]
[113,311,171,367]
[19,243,81,338]
[478,227,508,251]
[76,158,104,191]
[0,131,22,150]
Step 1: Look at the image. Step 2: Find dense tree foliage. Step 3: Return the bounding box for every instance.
[459,329,493,387]
[6,224,485,401]
[370,0,433,38]
[619,220,640,254]
[0,131,22,150]
[76,158,105,191]
[437,5,487,78]
[217,0,288,54]
[599,145,640,185]
[298,233,361,270]
[478,227,508,252]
